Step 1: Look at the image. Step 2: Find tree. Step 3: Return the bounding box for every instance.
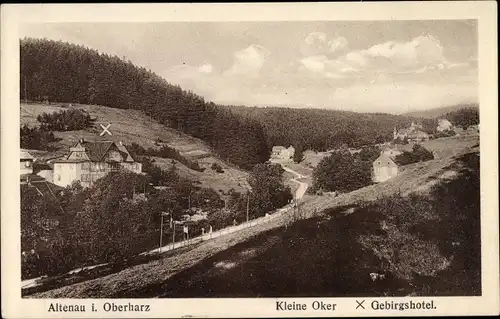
[312,151,372,193]
[72,171,155,263]
[394,144,434,166]
[293,144,305,163]
[248,163,293,218]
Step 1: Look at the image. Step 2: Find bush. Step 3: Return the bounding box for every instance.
[127,143,204,172]
[37,108,93,131]
[435,129,456,139]
[312,151,372,193]
[394,144,434,166]
[20,125,59,150]
[211,162,224,173]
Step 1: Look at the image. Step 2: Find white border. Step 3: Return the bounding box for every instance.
[1,2,498,318]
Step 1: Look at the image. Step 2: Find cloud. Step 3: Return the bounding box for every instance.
[299,35,474,79]
[225,44,271,77]
[299,54,360,80]
[300,32,348,56]
[198,63,213,74]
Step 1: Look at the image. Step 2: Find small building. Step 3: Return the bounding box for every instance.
[372,154,399,183]
[408,130,430,142]
[380,145,403,158]
[271,145,295,161]
[20,149,35,175]
[436,118,453,132]
[393,122,429,143]
[53,138,142,188]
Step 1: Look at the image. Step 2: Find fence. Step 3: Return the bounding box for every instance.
[145,205,292,255]
[22,205,294,289]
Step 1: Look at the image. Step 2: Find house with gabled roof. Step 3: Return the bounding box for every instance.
[52,138,142,187]
[271,145,295,161]
[372,154,399,183]
[20,149,35,175]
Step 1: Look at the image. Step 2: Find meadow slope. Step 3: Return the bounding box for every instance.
[21,102,249,194]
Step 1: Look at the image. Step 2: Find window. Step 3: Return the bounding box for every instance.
[377,161,380,165]
[57,175,61,181]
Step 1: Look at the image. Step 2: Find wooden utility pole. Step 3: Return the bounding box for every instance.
[159,213,164,253]
[172,219,176,249]
[24,76,28,103]
[246,192,250,222]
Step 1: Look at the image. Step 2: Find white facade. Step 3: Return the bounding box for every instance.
[53,140,142,187]
[373,154,399,183]
[437,118,453,132]
[20,150,34,175]
[271,145,295,161]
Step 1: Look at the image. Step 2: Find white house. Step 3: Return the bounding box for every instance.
[20,149,35,175]
[372,154,399,183]
[436,118,453,132]
[271,145,295,161]
[53,138,142,187]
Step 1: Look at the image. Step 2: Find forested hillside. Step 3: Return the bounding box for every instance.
[404,103,479,119]
[20,38,269,169]
[21,38,476,162]
[223,106,414,152]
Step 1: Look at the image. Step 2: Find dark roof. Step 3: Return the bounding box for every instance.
[80,141,114,162]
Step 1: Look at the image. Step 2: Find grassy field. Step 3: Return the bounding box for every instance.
[21,102,249,193]
[28,132,479,298]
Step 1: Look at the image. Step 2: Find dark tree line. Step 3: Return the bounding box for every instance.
[223,105,415,152]
[127,142,204,172]
[20,38,269,169]
[445,107,479,130]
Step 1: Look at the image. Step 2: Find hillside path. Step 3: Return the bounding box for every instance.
[271,160,309,200]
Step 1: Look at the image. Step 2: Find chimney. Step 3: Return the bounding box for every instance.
[119,141,123,146]
[79,138,84,144]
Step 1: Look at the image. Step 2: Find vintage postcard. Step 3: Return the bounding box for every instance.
[1,2,498,318]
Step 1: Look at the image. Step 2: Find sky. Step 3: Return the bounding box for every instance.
[20,20,478,114]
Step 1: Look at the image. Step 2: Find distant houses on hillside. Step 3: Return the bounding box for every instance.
[52,138,142,187]
[271,145,295,161]
[393,122,430,143]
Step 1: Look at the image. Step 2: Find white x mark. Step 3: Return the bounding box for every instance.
[100,123,112,136]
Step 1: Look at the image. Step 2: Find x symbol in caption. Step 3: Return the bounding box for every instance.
[100,124,112,136]
[356,300,365,310]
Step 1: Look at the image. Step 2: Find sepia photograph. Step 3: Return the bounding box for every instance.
[18,19,482,299]
[1,2,498,318]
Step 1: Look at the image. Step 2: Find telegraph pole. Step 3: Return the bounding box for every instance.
[172,220,176,249]
[159,211,170,253]
[246,192,250,222]
[24,76,28,103]
[159,213,164,253]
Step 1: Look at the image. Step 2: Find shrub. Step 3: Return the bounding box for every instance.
[20,125,59,150]
[127,143,205,172]
[211,162,224,173]
[394,144,434,166]
[37,108,93,131]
